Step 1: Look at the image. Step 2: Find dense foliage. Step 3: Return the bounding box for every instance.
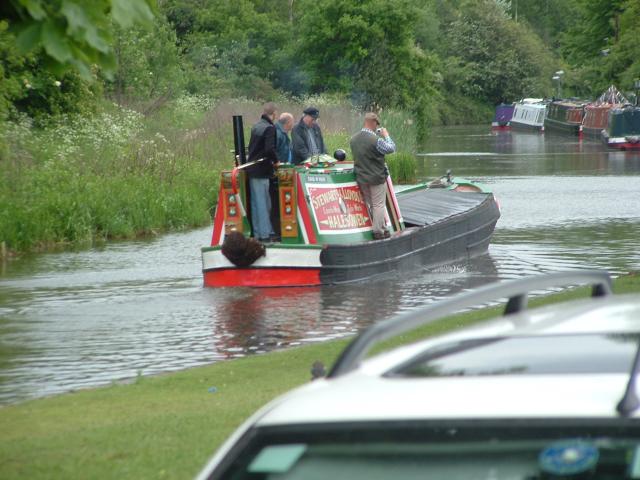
[445,1,555,104]
[3,0,640,125]
[560,0,640,95]
[2,0,154,79]
[2,0,640,254]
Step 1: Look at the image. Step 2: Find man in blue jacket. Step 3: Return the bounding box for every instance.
[247,103,280,242]
[275,112,294,163]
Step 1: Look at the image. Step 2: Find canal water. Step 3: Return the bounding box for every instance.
[1,125,639,405]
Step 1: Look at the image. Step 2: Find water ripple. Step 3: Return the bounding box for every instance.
[1,126,640,405]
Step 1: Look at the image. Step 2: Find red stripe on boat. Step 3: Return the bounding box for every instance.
[211,186,225,246]
[297,175,317,244]
[231,167,240,194]
[609,142,640,150]
[204,268,321,287]
[385,175,403,224]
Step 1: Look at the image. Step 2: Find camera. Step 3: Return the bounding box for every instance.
[376,127,383,133]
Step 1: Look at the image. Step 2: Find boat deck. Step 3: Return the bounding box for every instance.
[398,189,491,227]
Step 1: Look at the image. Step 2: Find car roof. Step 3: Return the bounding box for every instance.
[257,374,634,425]
[255,293,640,425]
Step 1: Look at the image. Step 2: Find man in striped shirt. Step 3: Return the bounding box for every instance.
[350,112,396,240]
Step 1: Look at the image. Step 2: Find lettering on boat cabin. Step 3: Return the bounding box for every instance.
[306,183,372,234]
[306,175,329,183]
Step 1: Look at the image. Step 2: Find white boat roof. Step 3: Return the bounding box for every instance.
[515,102,547,110]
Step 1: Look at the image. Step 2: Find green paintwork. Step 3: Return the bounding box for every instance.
[448,177,492,192]
[224,161,489,249]
[297,165,375,244]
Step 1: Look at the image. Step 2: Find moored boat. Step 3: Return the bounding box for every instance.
[581,85,628,139]
[603,105,640,150]
[509,98,547,132]
[201,120,500,288]
[491,103,514,130]
[544,99,588,136]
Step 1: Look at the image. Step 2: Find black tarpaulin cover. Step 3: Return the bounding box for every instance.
[397,189,489,227]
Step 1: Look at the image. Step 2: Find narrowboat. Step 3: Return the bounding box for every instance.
[581,85,628,138]
[603,105,640,150]
[509,98,547,132]
[201,119,500,288]
[544,99,588,136]
[491,103,514,130]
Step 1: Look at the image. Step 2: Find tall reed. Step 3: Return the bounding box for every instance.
[386,152,418,184]
[0,95,420,255]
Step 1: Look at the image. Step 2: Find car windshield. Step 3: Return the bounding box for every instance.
[217,422,640,480]
[387,333,640,377]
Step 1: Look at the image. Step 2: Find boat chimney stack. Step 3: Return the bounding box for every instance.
[232,115,247,165]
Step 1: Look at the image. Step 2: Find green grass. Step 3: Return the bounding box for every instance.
[386,151,418,184]
[0,100,223,255]
[0,272,638,479]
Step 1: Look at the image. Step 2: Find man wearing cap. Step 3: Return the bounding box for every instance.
[291,106,327,165]
[350,112,396,240]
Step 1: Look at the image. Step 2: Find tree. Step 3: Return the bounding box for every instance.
[561,0,640,94]
[612,0,640,89]
[107,13,184,107]
[295,0,437,110]
[161,0,292,98]
[445,0,555,104]
[2,0,155,80]
[0,19,99,123]
[503,0,578,49]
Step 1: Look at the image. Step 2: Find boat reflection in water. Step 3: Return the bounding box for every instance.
[206,253,499,359]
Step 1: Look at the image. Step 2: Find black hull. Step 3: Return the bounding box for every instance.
[543,118,581,135]
[509,121,544,132]
[319,191,500,284]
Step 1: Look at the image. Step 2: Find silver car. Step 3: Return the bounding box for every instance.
[197,270,640,480]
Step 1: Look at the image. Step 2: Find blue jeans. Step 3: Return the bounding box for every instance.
[250,177,274,239]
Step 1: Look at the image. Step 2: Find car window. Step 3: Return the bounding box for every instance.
[387,333,640,378]
[217,422,640,480]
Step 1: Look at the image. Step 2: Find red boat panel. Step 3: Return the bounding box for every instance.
[607,141,640,150]
[211,179,225,246]
[296,174,317,244]
[204,268,322,287]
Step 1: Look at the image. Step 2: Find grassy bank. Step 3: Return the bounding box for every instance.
[0,96,421,257]
[0,96,221,255]
[1,272,638,479]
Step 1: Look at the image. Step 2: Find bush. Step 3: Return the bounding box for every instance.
[386,151,417,184]
[0,98,222,254]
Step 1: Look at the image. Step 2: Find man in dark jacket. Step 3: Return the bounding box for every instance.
[291,106,327,165]
[247,102,280,241]
[350,112,396,240]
